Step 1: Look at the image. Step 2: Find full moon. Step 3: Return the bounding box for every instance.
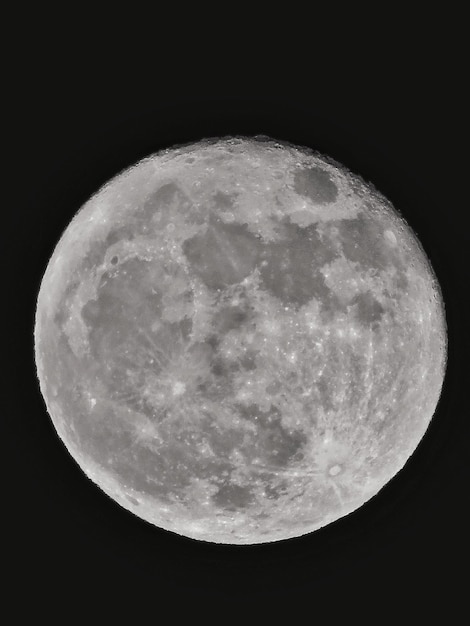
[34,137,447,544]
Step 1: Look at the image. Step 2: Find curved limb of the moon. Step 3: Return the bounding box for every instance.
[34,136,447,544]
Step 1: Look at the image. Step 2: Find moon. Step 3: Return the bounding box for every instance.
[34,136,447,544]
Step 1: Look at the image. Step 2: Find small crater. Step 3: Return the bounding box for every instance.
[329,464,342,476]
[110,255,119,265]
[126,494,140,506]
[293,166,338,204]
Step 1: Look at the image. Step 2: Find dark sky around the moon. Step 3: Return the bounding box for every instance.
[3,20,468,617]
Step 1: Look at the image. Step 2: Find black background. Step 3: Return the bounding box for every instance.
[4,11,468,619]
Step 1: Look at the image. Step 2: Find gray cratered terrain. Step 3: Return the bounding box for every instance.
[34,137,447,543]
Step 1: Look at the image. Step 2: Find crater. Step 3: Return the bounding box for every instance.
[293,166,338,204]
[328,464,342,476]
[126,494,140,506]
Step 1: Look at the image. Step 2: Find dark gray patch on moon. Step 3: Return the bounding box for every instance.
[105,224,136,247]
[212,305,250,334]
[293,166,338,204]
[202,420,245,458]
[182,215,262,290]
[238,350,258,371]
[264,481,289,500]
[210,355,234,378]
[259,221,338,309]
[143,182,202,226]
[143,182,186,215]
[315,377,337,413]
[238,403,307,467]
[81,258,163,360]
[351,292,385,327]
[335,213,392,272]
[210,190,238,211]
[212,483,255,511]
[111,450,193,504]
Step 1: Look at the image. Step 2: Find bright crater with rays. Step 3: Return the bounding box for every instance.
[34,137,447,543]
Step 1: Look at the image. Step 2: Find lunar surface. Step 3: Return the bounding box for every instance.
[34,137,447,544]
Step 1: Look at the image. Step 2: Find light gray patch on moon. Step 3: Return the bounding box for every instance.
[34,136,447,544]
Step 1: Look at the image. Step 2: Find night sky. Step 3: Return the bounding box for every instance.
[4,11,467,619]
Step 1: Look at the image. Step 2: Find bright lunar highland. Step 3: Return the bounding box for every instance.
[34,137,447,544]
